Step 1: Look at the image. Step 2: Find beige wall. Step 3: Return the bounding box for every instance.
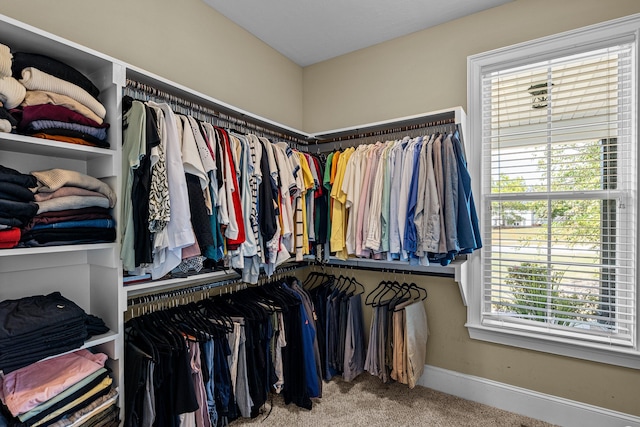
[0,0,304,129]
[303,0,640,132]
[303,0,640,417]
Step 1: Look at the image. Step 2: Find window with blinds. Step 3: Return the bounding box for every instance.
[481,42,637,346]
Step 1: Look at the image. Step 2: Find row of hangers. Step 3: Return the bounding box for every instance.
[125,264,308,321]
[124,79,306,147]
[310,122,460,154]
[126,272,312,361]
[302,266,365,297]
[124,80,462,157]
[365,279,427,311]
[303,263,428,311]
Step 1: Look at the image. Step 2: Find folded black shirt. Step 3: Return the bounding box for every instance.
[20,227,116,245]
[12,52,100,99]
[0,182,35,202]
[0,165,37,188]
[0,292,86,340]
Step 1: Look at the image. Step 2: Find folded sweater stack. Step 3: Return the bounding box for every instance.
[0,349,119,427]
[21,168,117,247]
[0,164,117,249]
[0,43,110,148]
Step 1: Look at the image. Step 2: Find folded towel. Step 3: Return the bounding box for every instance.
[11,52,100,98]
[31,168,116,207]
[0,77,26,110]
[20,68,105,119]
[0,44,12,78]
[22,90,103,125]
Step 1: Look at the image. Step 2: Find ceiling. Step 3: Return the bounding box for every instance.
[203,0,514,67]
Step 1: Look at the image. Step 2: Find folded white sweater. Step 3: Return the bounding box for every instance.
[0,76,26,110]
[20,67,106,119]
[0,119,11,133]
[0,44,12,78]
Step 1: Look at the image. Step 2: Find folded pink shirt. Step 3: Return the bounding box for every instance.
[34,186,107,202]
[0,349,108,416]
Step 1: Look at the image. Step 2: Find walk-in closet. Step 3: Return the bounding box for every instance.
[1,1,639,426]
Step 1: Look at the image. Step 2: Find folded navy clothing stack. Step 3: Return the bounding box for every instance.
[0,165,37,248]
[0,292,107,373]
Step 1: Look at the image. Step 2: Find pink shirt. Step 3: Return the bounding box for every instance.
[0,349,107,416]
[355,146,376,257]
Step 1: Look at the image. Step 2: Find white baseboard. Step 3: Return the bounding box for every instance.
[417,365,640,427]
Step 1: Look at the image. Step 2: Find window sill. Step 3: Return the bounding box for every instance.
[466,322,640,369]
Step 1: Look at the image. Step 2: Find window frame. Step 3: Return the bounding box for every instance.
[466,13,640,369]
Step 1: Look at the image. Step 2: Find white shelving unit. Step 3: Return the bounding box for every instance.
[0,12,125,414]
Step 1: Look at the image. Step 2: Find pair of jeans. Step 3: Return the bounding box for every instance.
[202,340,218,427]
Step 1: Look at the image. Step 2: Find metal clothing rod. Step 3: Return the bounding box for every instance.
[326,117,456,142]
[124,79,307,145]
[127,276,243,307]
[311,261,455,279]
[309,120,459,154]
[126,260,310,307]
[311,111,457,143]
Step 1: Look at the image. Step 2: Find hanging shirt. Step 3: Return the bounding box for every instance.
[121,101,146,272]
[273,143,295,252]
[219,128,246,248]
[380,142,393,253]
[358,142,383,257]
[298,151,315,256]
[145,103,170,234]
[147,102,195,279]
[432,134,447,257]
[403,137,424,256]
[355,144,376,257]
[442,133,460,258]
[388,138,406,258]
[329,147,354,258]
[342,145,364,255]
[365,142,388,252]
[452,130,482,253]
[414,134,431,263]
[179,115,210,208]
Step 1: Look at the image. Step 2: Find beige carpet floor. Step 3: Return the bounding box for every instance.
[230,373,556,427]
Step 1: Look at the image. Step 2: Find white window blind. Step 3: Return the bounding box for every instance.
[481,43,637,346]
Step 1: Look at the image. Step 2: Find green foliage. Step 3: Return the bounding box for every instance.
[531,141,604,246]
[495,140,610,246]
[491,175,530,226]
[505,262,597,326]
